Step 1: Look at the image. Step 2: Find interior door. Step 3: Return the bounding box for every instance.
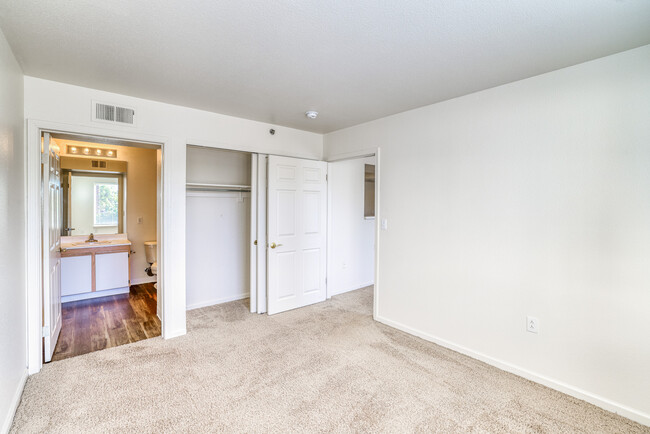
[267,156,327,315]
[42,132,62,362]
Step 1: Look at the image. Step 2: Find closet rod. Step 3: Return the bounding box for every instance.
[186,182,251,192]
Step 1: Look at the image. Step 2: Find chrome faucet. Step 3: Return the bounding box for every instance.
[85,233,97,243]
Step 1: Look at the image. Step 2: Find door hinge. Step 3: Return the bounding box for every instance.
[41,152,48,165]
[42,325,50,338]
[326,174,328,182]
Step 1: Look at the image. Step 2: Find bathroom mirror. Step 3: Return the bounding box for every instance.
[61,170,125,236]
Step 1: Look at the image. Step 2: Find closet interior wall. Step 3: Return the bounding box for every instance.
[185,146,252,310]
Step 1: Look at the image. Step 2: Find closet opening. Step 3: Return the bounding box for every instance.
[185,146,261,312]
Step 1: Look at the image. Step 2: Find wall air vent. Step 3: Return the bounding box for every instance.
[91,160,108,168]
[92,100,136,126]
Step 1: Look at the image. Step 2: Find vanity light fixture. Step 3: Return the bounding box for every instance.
[67,145,118,158]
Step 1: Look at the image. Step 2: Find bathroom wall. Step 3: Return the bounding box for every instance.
[0,27,26,434]
[59,140,158,284]
[185,147,252,309]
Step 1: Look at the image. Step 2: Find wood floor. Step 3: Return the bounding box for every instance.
[51,283,161,362]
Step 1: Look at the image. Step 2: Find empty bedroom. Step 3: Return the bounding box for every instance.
[0,1,649,432]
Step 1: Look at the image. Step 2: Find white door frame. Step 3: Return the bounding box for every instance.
[326,147,381,320]
[25,119,171,374]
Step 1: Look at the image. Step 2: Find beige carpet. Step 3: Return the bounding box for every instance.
[11,287,648,433]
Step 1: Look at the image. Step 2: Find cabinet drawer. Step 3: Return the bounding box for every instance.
[96,252,129,291]
[61,255,93,296]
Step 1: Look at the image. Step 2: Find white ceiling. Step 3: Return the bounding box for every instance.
[1,1,650,133]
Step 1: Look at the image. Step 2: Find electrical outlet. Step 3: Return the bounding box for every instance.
[527,316,539,334]
[137,217,143,224]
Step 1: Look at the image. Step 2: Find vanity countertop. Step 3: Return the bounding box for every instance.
[61,234,131,250]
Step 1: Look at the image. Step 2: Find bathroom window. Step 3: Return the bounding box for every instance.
[94,182,119,226]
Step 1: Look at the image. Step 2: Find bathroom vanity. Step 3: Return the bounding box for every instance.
[60,235,132,302]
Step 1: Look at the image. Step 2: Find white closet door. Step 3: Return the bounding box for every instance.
[250,154,258,313]
[267,156,327,315]
[256,155,268,313]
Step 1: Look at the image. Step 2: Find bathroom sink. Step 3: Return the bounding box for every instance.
[73,241,111,246]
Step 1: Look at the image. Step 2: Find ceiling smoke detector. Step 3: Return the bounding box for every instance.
[305,111,318,119]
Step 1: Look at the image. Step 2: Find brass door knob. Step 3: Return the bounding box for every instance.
[270,242,283,249]
[59,247,67,253]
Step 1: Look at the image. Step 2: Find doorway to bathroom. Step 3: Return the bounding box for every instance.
[41,131,163,362]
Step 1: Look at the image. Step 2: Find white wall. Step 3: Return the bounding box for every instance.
[24,76,322,370]
[186,146,251,185]
[186,192,251,309]
[0,28,27,434]
[324,45,650,424]
[59,141,158,284]
[328,157,375,295]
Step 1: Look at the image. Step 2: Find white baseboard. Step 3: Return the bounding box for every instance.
[62,287,130,303]
[186,293,249,311]
[330,282,374,297]
[130,276,157,285]
[375,315,650,427]
[1,369,28,434]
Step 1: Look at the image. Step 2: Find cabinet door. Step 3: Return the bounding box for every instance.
[96,252,129,291]
[61,255,93,296]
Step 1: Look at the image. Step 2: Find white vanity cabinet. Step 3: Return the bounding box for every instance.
[61,255,93,296]
[96,252,130,291]
[60,243,131,302]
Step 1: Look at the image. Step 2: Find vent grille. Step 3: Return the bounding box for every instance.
[91,160,108,168]
[116,106,135,124]
[95,103,115,122]
[92,101,136,125]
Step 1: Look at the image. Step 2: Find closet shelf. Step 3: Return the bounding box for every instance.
[186,182,251,192]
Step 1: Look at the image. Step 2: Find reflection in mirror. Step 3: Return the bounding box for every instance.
[62,172,124,236]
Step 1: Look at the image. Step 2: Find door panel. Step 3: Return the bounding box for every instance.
[267,156,327,315]
[43,133,62,363]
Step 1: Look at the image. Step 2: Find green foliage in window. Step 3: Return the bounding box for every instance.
[95,183,118,225]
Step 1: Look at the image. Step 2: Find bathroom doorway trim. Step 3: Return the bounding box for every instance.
[25,119,172,374]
